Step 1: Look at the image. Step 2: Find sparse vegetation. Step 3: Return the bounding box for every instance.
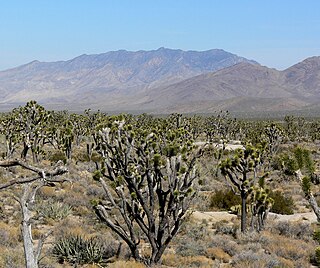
[1,102,320,267]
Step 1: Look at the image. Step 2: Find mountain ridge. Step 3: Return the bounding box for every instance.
[133,57,320,113]
[0,49,320,114]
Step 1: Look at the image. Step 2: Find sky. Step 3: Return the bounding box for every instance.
[1,0,320,71]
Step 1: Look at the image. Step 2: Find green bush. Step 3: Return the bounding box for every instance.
[314,229,320,244]
[315,246,320,266]
[210,189,241,210]
[271,153,297,176]
[48,150,67,164]
[269,191,295,215]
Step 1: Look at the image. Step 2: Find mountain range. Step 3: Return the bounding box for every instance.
[0,48,320,115]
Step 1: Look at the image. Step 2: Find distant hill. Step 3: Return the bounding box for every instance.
[1,49,320,114]
[133,57,320,113]
[0,48,257,111]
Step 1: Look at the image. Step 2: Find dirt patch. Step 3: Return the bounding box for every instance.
[191,210,318,225]
[191,211,237,224]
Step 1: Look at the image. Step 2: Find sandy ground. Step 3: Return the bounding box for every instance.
[190,211,237,224]
[191,210,318,224]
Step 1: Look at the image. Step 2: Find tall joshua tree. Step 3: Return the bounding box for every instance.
[93,117,203,265]
[220,145,265,232]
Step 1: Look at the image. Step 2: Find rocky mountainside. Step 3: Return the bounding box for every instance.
[0,48,256,110]
[0,49,320,114]
[134,57,320,113]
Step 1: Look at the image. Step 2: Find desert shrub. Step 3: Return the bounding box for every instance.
[209,234,240,256]
[108,260,146,268]
[52,234,116,265]
[313,246,320,266]
[73,149,90,162]
[215,224,238,238]
[210,189,241,210]
[273,240,309,261]
[232,250,280,268]
[175,224,208,256]
[62,192,90,215]
[269,191,295,215]
[0,222,20,247]
[175,242,206,257]
[0,246,25,268]
[257,231,314,267]
[48,150,67,164]
[271,153,297,176]
[205,247,231,262]
[86,184,105,197]
[37,186,57,199]
[314,228,320,244]
[162,254,215,267]
[174,222,211,257]
[0,205,4,220]
[270,221,312,240]
[73,149,101,163]
[237,231,262,244]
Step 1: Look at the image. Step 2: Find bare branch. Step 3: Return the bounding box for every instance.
[0,159,68,178]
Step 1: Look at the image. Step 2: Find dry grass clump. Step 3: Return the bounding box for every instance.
[209,234,240,257]
[174,222,211,257]
[231,249,283,268]
[268,220,313,240]
[38,185,57,198]
[108,260,147,268]
[261,231,315,264]
[205,247,231,263]
[52,217,100,243]
[0,246,25,268]
[161,254,215,267]
[0,221,20,247]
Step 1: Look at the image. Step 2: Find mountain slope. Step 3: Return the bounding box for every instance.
[133,58,320,113]
[1,50,320,114]
[0,48,257,107]
[283,56,320,96]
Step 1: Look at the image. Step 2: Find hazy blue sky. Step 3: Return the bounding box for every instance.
[1,0,320,70]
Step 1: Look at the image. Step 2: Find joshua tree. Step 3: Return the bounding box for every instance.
[249,176,273,231]
[220,144,266,232]
[0,109,23,158]
[92,116,203,265]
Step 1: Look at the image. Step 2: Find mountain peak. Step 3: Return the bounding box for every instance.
[286,56,320,71]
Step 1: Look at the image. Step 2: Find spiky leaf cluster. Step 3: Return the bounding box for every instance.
[52,235,110,265]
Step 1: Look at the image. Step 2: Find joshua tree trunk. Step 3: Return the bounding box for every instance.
[18,183,40,268]
[240,190,247,233]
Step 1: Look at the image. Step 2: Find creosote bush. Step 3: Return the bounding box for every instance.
[269,190,295,215]
[270,221,313,240]
[313,228,320,244]
[210,189,241,210]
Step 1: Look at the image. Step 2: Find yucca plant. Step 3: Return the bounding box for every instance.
[36,200,72,221]
[52,235,110,265]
